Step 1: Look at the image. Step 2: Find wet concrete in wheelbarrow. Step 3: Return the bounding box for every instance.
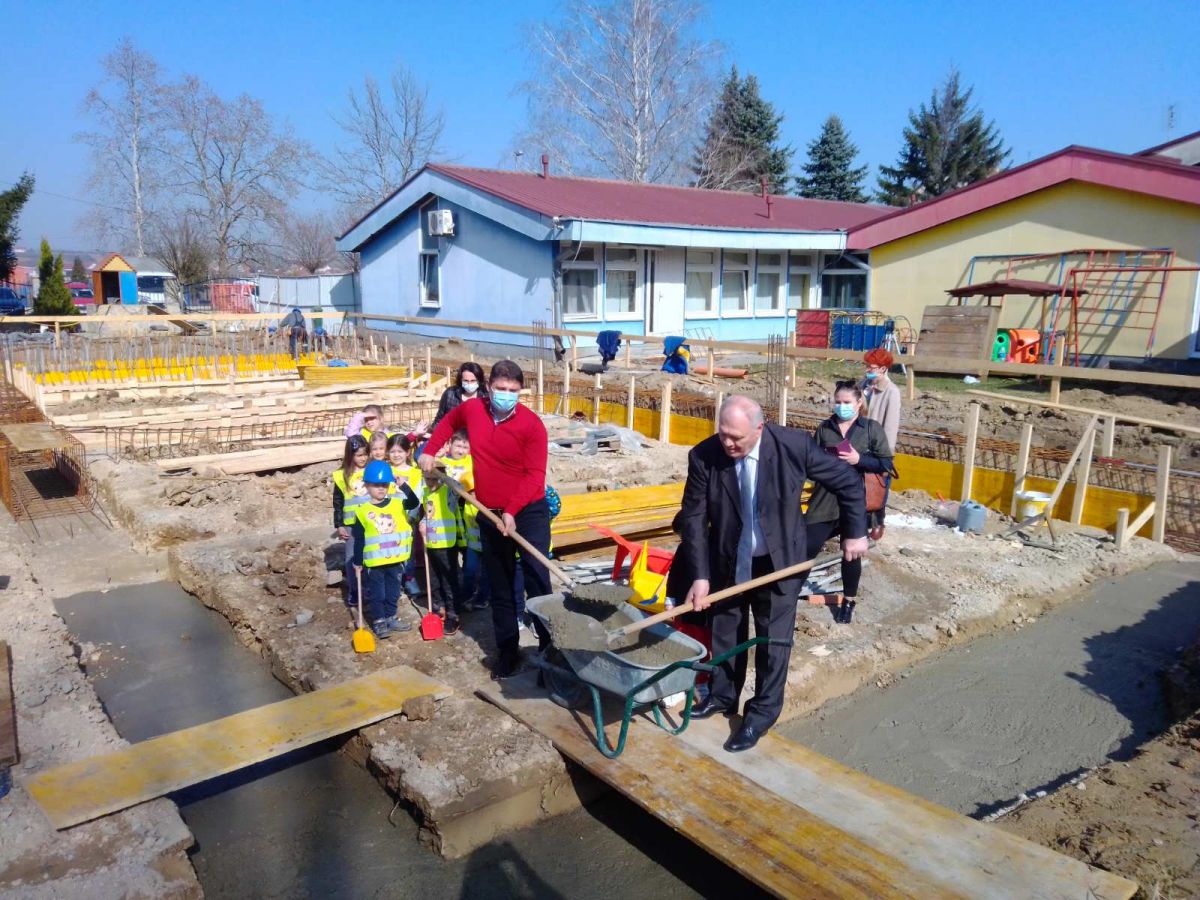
[780,560,1200,819]
[59,582,765,899]
[538,587,695,666]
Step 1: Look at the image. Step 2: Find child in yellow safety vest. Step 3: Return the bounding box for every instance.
[387,433,423,497]
[347,460,421,640]
[421,458,466,635]
[332,436,370,616]
[439,431,485,611]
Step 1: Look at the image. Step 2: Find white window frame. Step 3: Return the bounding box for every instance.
[788,252,817,310]
[818,251,870,310]
[418,198,441,308]
[684,248,719,319]
[602,245,643,322]
[561,243,600,321]
[720,250,752,318]
[754,251,786,316]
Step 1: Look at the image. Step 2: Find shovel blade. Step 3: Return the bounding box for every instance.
[420,613,444,641]
[352,627,376,654]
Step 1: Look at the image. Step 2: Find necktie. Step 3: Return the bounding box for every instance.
[736,459,754,583]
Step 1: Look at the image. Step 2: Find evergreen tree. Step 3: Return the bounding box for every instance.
[693,66,792,193]
[34,241,76,315]
[876,69,1008,206]
[0,173,35,282]
[795,115,869,202]
[70,256,87,282]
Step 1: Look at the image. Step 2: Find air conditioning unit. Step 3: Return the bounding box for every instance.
[427,209,455,236]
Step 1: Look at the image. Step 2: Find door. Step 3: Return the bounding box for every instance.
[648,248,686,334]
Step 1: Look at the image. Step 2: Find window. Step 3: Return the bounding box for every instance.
[561,244,598,319]
[755,252,784,313]
[419,200,440,307]
[685,250,717,316]
[820,251,869,309]
[788,252,815,309]
[604,247,640,318]
[721,251,750,315]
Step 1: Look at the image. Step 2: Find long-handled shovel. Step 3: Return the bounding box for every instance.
[605,556,828,645]
[352,565,376,654]
[419,513,444,642]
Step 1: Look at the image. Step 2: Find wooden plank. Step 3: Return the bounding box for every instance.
[0,423,67,452]
[0,641,16,768]
[199,441,345,476]
[28,665,449,830]
[479,686,957,899]
[679,722,1136,900]
[1153,445,1171,543]
[1010,423,1034,518]
[1070,424,1096,525]
[557,484,684,519]
[965,390,1200,438]
[960,403,980,502]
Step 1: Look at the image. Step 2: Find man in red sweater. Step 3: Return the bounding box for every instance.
[420,359,550,678]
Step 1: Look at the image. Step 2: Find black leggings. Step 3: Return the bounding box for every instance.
[805,519,862,598]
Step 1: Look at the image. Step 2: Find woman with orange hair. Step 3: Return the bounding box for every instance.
[862,347,901,540]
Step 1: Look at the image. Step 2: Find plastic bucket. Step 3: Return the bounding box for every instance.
[1018,491,1052,519]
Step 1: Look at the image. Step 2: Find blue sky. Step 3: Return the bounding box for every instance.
[2,0,1195,250]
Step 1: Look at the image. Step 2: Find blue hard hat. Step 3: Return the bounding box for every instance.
[363,460,393,485]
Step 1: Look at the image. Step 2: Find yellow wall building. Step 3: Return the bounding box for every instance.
[849,142,1200,363]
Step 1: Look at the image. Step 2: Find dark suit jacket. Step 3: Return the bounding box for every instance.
[677,423,867,596]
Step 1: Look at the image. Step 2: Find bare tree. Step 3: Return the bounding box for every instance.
[515,0,718,183]
[146,211,213,298]
[162,76,308,272]
[278,210,337,274]
[78,38,164,254]
[320,67,445,215]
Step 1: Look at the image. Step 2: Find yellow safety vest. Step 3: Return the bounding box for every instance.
[332,467,369,525]
[351,498,413,567]
[424,484,459,550]
[391,463,422,496]
[439,455,477,550]
[361,427,395,442]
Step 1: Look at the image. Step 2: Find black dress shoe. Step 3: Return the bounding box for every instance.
[689,696,734,720]
[724,724,763,753]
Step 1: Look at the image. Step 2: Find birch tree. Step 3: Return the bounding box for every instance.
[162,76,308,271]
[516,0,718,184]
[320,67,445,215]
[78,38,164,254]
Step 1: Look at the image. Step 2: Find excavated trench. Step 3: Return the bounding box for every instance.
[779,560,1200,818]
[56,581,765,898]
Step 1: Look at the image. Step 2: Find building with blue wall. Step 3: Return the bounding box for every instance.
[336,163,886,346]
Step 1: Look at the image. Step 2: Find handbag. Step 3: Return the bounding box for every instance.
[864,473,888,513]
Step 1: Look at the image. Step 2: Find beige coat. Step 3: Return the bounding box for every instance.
[864,378,901,453]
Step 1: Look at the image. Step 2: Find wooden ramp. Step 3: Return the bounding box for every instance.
[480,683,1135,899]
[29,665,449,830]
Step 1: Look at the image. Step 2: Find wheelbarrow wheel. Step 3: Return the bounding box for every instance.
[542,648,588,710]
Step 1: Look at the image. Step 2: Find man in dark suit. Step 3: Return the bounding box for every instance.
[678,395,869,752]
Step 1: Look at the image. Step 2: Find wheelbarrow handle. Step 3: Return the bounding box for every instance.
[607,556,826,642]
[435,469,577,590]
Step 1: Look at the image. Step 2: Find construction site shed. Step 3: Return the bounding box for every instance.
[847,141,1200,364]
[90,253,138,306]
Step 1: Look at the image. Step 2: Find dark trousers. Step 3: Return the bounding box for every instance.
[363,563,402,623]
[479,499,551,659]
[708,555,796,732]
[426,546,462,616]
[805,519,862,596]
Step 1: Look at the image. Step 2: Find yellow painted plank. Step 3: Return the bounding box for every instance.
[681,722,1136,900]
[479,686,957,899]
[557,483,684,519]
[28,665,449,830]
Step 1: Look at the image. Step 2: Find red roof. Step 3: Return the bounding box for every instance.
[847,145,1200,250]
[426,163,887,232]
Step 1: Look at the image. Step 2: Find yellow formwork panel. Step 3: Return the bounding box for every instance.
[27,665,449,830]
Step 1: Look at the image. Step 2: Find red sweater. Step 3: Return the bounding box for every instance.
[425,398,547,517]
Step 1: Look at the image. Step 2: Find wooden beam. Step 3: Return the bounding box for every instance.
[714,392,723,434]
[905,366,916,402]
[27,666,448,830]
[1045,417,1099,515]
[965,390,1200,437]
[592,373,602,425]
[1113,508,1130,551]
[536,358,545,415]
[1153,444,1172,543]
[1100,416,1116,457]
[0,641,16,769]
[778,386,789,425]
[1070,424,1096,525]
[659,380,672,443]
[960,403,981,502]
[707,347,715,383]
[1010,422,1034,518]
[626,376,635,430]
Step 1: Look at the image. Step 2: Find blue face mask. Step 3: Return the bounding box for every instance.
[834,403,857,421]
[864,371,879,381]
[491,390,519,414]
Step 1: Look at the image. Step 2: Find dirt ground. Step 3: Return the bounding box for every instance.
[1000,639,1200,899]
